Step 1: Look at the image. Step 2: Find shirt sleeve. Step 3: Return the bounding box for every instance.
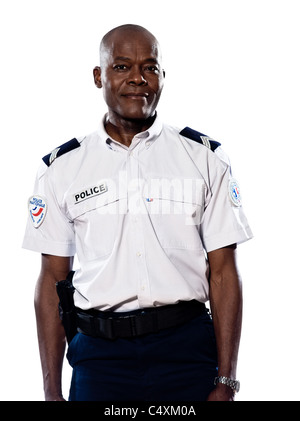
[22,162,76,256]
[200,153,253,253]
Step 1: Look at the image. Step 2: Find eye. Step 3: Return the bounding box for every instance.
[113,64,128,71]
[145,65,159,73]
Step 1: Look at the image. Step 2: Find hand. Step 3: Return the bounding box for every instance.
[45,393,66,401]
[206,384,235,401]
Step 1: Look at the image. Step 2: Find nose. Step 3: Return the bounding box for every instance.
[127,66,147,86]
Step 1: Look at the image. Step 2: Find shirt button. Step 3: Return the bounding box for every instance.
[136,252,142,257]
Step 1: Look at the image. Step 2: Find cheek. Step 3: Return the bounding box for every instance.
[101,77,124,105]
[150,84,164,106]
[102,82,116,105]
[149,77,164,99]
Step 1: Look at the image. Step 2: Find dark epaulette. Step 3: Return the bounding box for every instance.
[42,138,81,167]
[179,127,221,152]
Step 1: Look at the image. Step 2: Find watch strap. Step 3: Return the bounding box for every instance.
[214,376,240,393]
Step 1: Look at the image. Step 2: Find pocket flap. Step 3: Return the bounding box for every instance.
[143,177,205,206]
[66,181,126,220]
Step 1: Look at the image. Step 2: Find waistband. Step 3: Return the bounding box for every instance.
[76,300,206,340]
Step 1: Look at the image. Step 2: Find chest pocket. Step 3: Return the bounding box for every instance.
[67,189,126,260]
[143,178,205,250]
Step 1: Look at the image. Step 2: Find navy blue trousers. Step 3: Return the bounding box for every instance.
[66,311,218,401]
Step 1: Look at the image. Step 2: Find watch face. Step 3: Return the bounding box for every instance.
[235,381,240,393]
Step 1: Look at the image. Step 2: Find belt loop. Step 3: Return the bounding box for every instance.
[152,309,159,333]
[97,317,116,340]
[130,315,137,336]
[90,314,97,336]
[105,317,116,340]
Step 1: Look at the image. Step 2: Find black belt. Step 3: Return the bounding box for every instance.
[76,300,206,340]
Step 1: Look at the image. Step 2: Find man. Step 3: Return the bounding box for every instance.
[23,24,252,401]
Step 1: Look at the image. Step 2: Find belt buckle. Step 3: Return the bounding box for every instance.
[128,310,158,337]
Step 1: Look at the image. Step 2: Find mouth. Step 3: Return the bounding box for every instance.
[122,92,149,100]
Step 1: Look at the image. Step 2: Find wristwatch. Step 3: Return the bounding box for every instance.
[214,376,240,394]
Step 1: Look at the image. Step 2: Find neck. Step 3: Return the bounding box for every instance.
[105,114,156,147]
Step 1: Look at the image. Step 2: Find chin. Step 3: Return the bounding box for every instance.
[122,110,154,121]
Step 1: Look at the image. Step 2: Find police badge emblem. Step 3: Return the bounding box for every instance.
[228,178,242,207]
[28,195,48,228]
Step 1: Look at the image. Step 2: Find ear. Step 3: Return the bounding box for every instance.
[93,66,102,88]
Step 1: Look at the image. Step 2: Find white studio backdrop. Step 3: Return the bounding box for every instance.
[0,0,299,401]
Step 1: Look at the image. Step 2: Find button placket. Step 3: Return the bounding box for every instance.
[127,142,151,307]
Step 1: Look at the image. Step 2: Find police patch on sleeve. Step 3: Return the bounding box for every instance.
[228,178,242,207]
[28,196,47,228]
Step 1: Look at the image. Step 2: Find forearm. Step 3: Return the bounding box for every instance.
[209,270,242,379]
[34,254,73,401]
[206,245,242,401]
[34,274,66,400]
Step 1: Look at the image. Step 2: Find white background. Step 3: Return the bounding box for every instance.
[1,0,299,401]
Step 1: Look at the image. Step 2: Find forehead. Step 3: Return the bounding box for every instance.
[103,30,161,63]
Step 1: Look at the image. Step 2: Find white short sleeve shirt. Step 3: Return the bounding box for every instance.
[23,115,253,311]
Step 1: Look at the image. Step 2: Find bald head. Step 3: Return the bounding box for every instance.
[99,24,162,67]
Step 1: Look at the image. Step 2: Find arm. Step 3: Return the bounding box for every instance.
[206,244,242,401]
[34,253,74,401]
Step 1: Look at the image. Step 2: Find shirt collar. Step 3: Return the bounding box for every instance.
[98,113,163,151]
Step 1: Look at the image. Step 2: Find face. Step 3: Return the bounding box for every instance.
[94,29,165,124]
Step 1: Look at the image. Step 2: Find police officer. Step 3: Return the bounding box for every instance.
[23,24,252,401]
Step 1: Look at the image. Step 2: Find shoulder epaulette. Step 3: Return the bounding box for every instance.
[42,138,81,166]
[179,127,221,152]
